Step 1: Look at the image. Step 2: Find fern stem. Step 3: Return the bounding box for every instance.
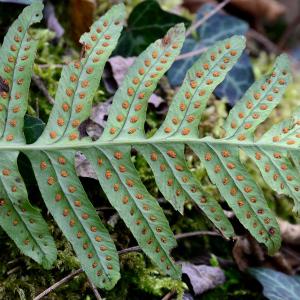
[0,138,295,152]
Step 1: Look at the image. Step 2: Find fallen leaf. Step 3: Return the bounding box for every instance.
[44,1,64,40]
[279,219,300,246]
[182,0,285,22]
[75,152,97,179]
[76,99,112,178]
[103,56,136,94]
[23,115,45,144]
[70,0,96,42]
[249,268,300,300]
[232,234,293,274]
[183,293,194,300]
[103,57,168,113]
[148,94,168,115]
[90,98,112,129]
[0,0,34,3]
[182,262,225,295]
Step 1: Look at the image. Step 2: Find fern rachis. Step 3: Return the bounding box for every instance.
[0,2,296,290]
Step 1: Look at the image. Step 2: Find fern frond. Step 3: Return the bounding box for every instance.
[26,4,126,289]
[0,2,57,269]
[0,2,296,290]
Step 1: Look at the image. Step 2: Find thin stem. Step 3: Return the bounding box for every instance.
[247,29,280,54]
[185,0,231,37]
[87,278,102,300]
[0,136,294,152]
[33,269,83,300]
[37,64,65,69]
[175,230,221,240]
[33,230,221,300]
[118,245,141,255]
[32,74,55,105]
[175,47,208,61]
[161,291,175,300]
[278,14,300,49]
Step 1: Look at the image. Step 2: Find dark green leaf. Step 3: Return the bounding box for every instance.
[114,0,190,57]
[168,3,254,105]
[24,115,45,144]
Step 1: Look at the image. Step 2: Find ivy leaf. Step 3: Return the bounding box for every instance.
[195,4,248,43]
[249,268,300,300]
[214,53,253,105]
[182,263,225,295]
[168,3,254,105]
[165,38,205,88]
[24,114,45,144]
[114,0,190,57]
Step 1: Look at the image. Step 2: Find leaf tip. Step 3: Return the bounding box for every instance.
[229,34,246,50]
[111,2,126,19]
[28,1,44,22]
[275,53,292,78]
[162,23,186,48]
[173,22,186,34]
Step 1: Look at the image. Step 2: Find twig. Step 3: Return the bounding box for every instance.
[33,269,83,300]
[247,29,280,54]
[7,266,20,275]
[37,64,65,69]
[33,230,221,300]
[118,231,222,255]
[161,291,175,300]
[96,206,116,211]
[278,14,300,50]
[36,97,39,118]
[7,258,21,265]
[32,74,55,105]
[118,245,141,255]
[175,230,221,240]
[175,47,208,61]
[87,278,102,300]
[185,0,231,37]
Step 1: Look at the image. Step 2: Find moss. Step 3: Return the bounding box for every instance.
[105,253,187,300]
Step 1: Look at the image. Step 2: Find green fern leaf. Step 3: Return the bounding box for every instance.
[27,149,121,289]
[102,23,186,140]
[26,4,126,290]
[138,37,245,237]
[246,107,300,213]
[0,2,57,269]
[0,2,296,290]
[38,4,125,144]
[155,36,246,139]
[192,54,292,254]
[223,54,291,140]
